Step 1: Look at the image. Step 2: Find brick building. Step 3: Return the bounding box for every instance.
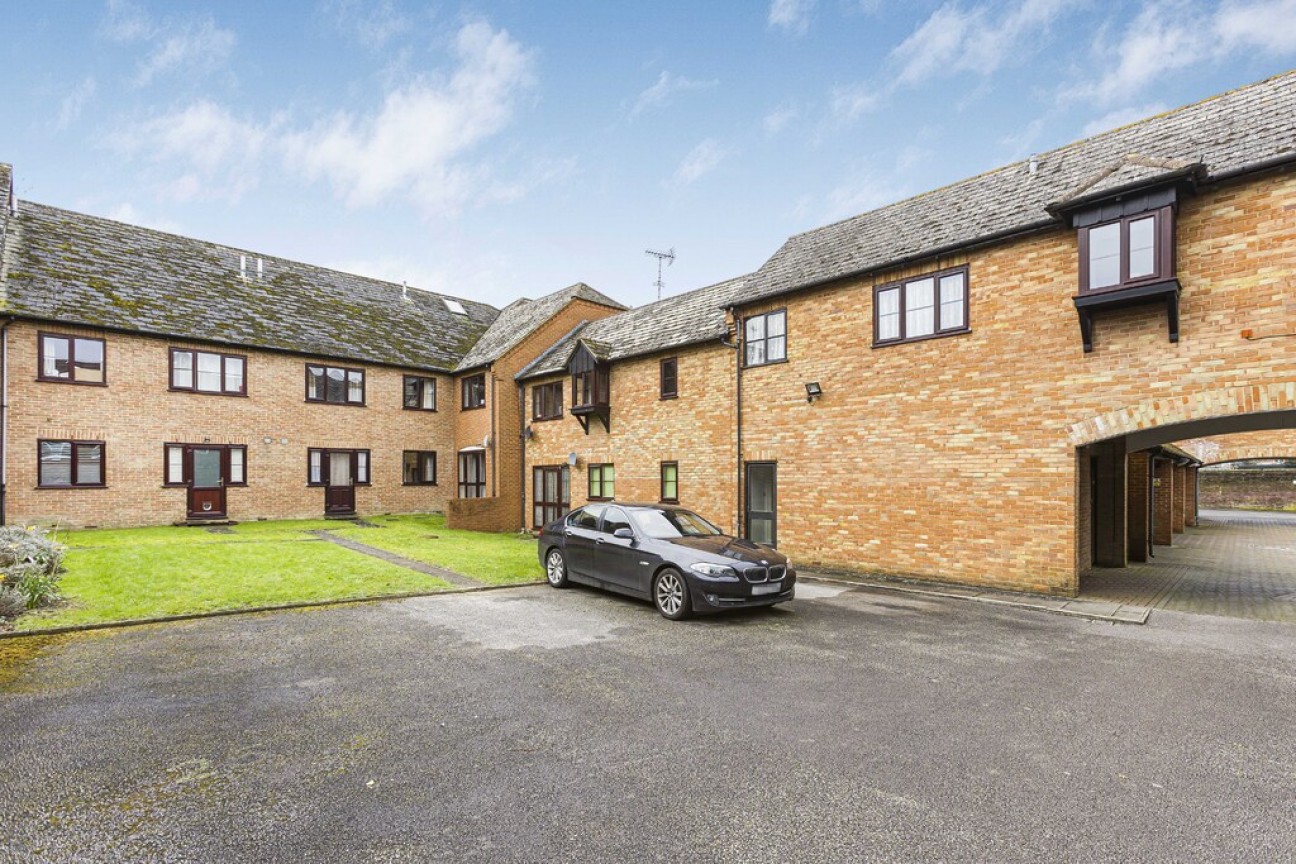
[2,72,1294,596]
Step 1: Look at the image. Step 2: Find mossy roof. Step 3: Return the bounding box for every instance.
[455,282,626,371]
[1,201,499,371]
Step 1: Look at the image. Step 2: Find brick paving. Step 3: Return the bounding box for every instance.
[1081,509,1296,622]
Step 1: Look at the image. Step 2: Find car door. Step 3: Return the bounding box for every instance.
[564,505,604,579]
[596,506,643,594]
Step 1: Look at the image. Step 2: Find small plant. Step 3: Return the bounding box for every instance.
[0,588,25,619]
[0,525,67,614]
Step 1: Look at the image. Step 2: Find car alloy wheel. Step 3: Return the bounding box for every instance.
[545,549,570,588]
[653,567,691,620]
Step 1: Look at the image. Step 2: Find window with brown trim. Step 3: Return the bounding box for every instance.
[38,333,105,384]
[874,266,969,346]
[572,367,609,408]
[461,374,486,410]
[307,448,370,485]
[38,439,105,488]
[660,461,678,503]
[533,465,570,527]
[402,451,438,485]
[660,357,678,399]
[588,463,615,500]
[458,451,486,498]
[744,310,786,367]
[306,365,365,405]
[171,349,246,395]
[1078,206,1174,294]
[164,444,247,486]
[532,381,563,420]
[403,376,437,411]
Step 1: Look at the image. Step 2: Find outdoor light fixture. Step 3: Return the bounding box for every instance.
[805,381,823,403]
[524,425,534,441]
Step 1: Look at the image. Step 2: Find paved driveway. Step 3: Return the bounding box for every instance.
[3,583,1294,862]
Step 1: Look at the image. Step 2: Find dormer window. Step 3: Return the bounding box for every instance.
[1079,206,1174,294]
[567,341,610,434]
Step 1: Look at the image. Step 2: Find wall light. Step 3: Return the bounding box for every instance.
[805,381,823,403]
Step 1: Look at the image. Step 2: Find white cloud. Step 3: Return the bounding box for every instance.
[830,82,881,121]
[1215,0,1296,53]
[768,0,816,35]
[101,0,152,41]
[135,17,237,86]
[763,103,799,135]
[57,77,97,130]
[321,0,411,49]
[631,71,718,118]
[283,21,535,215]
[673,139,726,185]
[1081,103,1168,137]
[890,0,1069,87]
[104,202,182,234]
[823,170,908,222]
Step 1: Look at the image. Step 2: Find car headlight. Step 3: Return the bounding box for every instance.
[689,562,739,580]
[783,558,793,570]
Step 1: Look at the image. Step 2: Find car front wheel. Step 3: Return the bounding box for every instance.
[653,568,691,620]
[545,548,570,588]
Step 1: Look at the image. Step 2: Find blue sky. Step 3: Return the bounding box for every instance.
[5,1,1295,309]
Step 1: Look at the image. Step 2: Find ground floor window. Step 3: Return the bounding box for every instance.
[308,449,370,486]
[745,461,777,546]
[458,450,486,498]
[38,440,104,488]
[588,463,615,500]
[403,451,438,485]
[533,465,570,527]
[660,461,679,503]
[164,444,247,486]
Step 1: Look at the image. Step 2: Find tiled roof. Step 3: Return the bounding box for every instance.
[1,202,499,371]
[743,70,1296,305]
[0,163,12,247]
[455,282,626,371]
[516,274,748,380]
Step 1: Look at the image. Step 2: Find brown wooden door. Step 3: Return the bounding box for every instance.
[324,450,356,515]
[187,446,227,519]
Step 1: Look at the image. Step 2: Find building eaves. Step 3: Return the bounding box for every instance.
[740,70,1296,307]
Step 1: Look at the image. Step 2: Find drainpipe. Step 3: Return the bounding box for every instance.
[0,317,14,526]
[518,379,527,531]
[725,308,743,538]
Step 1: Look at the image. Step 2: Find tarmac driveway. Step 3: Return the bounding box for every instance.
[3,583,1294,863]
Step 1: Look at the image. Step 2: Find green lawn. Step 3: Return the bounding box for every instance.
[15,514,535,631]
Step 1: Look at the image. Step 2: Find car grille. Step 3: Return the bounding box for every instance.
[743,565,786,584]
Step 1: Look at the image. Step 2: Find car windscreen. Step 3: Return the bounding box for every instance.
[629,508,723,539]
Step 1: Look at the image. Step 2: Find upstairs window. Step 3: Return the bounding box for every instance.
[532,381,563,421]
[306,365,365,405]
[660,357,678,400]
[403,376,437,411]
[39,333,105,384]
[744,310,786,367]
[874,266,969,346]
[1078,206,1174,293]
[171,349,246,395]
[461,374,486,410]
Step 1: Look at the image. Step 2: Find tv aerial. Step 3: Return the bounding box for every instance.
[645,247,675,300]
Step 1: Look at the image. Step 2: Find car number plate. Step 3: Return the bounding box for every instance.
[752,583,781,596]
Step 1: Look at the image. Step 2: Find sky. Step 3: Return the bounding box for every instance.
[4,1,1296,311]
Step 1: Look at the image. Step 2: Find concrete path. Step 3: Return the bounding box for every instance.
[1082,509,1296,622]
[310,530,481,588]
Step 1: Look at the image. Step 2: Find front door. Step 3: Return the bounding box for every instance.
[187,446,226,519]
[325,450,356,515]
[746,461,777,546]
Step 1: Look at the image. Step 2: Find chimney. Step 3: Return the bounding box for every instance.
[239,254,247,281]
[257,257,264,279]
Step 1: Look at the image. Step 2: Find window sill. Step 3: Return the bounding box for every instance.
[531,415,563,423]
[36,378,108,387]
[36,484,107,490]
[660,394,678,401]
[170,388,249,397]
[872,327,971,349]
[402,406,439,413]
[304,400,367,407]
[742,358,788,370]
[401,482,439,487]
[460,404,487,412]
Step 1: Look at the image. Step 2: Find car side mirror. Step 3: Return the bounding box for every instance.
[613,527,634,540]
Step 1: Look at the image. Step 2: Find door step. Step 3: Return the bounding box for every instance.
[325,513,360,521]
[184,519,236,527]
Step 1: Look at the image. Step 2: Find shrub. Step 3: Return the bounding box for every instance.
[0,526,66,613]
[0,588,25,619]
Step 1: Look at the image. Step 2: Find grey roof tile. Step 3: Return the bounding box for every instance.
[455,282,626,371]
[517,274,748,380]
[2,202,499,371]
[742,71,1296,305]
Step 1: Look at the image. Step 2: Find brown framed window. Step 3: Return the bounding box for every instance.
[306,365,365,405]
[403,376,437,411]
[744,310,786,366]
[660,461,679,503]
[1078,206,1174,294]
[533,465,570,527]
[588,463,615,500]
[402,451,438,485]
[164,444,247,486]
[170,349,246,395]
[458,450,486,498]
[572,368,609,408]
[874,266,969,346]
[660,357,678,399]
[38,333,105,384]
[308,448,370,486]
[38,439,105,488]
[532,381,563,420]
[461,374,486,410]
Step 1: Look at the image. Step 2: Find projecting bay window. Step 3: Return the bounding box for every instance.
[1078,206,1174,294]
[38,440,104,488]
[306,365,365,405]
[567,342,610,434]
[171,349,246,395]
[744,310,786,366]
[403,376,437,411]
[874,266,969,346]
[38,333,105,384]
[402,451,438,486]
[533,465,570,528]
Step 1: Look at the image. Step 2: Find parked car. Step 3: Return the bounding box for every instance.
[537,503,795,619]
